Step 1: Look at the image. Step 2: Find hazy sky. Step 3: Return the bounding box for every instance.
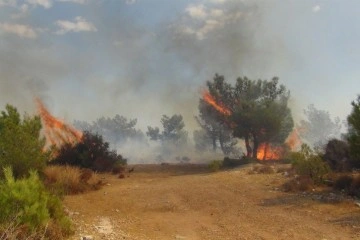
[1,0,359,132]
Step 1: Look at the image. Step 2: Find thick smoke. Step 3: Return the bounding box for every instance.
[1,0,353,162]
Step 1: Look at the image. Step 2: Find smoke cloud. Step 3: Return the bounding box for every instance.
[1,0,359,161]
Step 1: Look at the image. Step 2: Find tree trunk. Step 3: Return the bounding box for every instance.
[212,135,217,151]
[263,142,268,161]
[245,134,252,157]
[252,135,259,158]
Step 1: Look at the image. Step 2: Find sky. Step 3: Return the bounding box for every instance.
[0,0,360,133]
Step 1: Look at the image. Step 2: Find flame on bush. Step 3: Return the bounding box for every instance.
[35,98,83,150]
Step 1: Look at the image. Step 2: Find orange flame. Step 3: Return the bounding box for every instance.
[257,143,284,160]
[203,91,231,116]
[35,98,83,150]
[257,128,302,160]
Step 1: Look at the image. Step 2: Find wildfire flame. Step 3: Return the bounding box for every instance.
[256,128,302,160]
[203,91,231,116]
[35,98,83,150]
[202,91,302,161]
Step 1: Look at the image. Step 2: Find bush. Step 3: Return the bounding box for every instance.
[52,131,127,172]
[43,165,102,195]
[333,175,353,192]
[291,144,331,184]
[323,139,350,171]
[208,160,222,172]
[0,167,72,238]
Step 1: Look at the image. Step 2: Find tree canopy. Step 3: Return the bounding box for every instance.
[74,114,145,149]
[147,114,188,146]
[0,105,48,178]
[199,74,294,158]
[347,95,360,167]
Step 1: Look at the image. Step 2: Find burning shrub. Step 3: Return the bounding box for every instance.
[52,131,127,172]
[290,144,331,184]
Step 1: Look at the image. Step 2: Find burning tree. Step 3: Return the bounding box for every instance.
[200,74,294,160]
[196,75,238,155]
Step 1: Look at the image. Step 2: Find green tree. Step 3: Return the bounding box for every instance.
[196,76,238,155]
[202,74,293,158]
[147,114,188,147]
[0,105,48,178]
[73,114,145,149]
[347,95,360,167]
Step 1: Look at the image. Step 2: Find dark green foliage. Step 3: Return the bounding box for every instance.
[198,74,293,158]
[0,105,48,178]
[347,95,360,168]
[0,167,72,237]
[323,139,350,171]
[291,144,331,184]
[333,175,360,198]
[333,175,353,192]
[52,131,127,172]
[196,75,238,155]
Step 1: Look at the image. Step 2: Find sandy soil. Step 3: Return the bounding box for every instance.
[64,164,360,240]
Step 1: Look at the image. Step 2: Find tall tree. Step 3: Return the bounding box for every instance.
[299,104,342,149]
[74,114,145,149]
[196,75,238,155]
[201,74,293,158]
[347,95,360,167]
[147,114,188,147]
[0,105,48,178]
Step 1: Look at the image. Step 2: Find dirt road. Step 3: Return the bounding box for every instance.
[64,164,360,240]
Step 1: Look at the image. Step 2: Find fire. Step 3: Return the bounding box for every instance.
[257,128,302,160]
[203,91,231,116]
[35,98,83,150]
[256,143,284,161]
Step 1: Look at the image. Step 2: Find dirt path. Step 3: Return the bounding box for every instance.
[64,164,360,240]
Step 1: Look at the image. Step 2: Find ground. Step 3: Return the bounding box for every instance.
[64,164,360,240]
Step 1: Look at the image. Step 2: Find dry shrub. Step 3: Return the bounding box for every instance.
[43,165,102,195]
[283,176,314,192]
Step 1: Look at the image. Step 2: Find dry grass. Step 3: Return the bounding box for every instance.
[43,165,103,195]
[248,164,275,174]
[282,176,314,192]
